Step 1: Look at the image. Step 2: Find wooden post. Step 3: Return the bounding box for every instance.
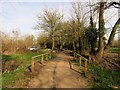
[79,57,81,67]
[31,58,35,73]
[49,53,52,59]
[46,53,48,60]
[68,60,72,69]
[89,54,91,63]
[41,54,44,64]
[84,61,88,77]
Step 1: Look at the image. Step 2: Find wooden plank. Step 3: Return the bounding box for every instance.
[79,57,81,67]
[75,53,89,62]
[31,58,35,73]
[32,54,42,59]
[41,54,44,64]
[32,51,51,59]
[30,51,52,73]
[84,61,87,77]
[49,53,52,59]
[89,54,91,63]
[46,53,48,60]
[68,59,72,69]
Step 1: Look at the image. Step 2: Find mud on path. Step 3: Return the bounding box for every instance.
[27,52,90,88]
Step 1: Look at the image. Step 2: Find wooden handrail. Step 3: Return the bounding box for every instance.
[31,51,52,72]
[32,52,50,59]
[74,52,89,77]
[74,52,88,61]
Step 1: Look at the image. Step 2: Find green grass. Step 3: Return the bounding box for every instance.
[88,64,120,88]
[2,49,55,88]
[2,67,26,87]
[2,53,41,87]
[109,48,120,53]
[2,54,13,61]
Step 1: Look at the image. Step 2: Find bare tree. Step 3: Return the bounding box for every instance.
[71,2,87,54]
[35,9,63,51]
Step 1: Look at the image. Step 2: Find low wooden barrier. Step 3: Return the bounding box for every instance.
[31,51,52,72]
[74,52,89,77]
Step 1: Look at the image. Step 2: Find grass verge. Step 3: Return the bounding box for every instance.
[2,50,55,88]
[88,64,120,89]
[109,48,120,53]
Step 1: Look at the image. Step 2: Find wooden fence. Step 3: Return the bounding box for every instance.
[31,51,52,72]
[73,52,90,77]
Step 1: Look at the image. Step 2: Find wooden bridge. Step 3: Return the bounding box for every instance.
[30,50,91,77]
[28,51,90,88]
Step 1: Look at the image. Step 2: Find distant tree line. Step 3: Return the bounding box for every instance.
[35,1,120,60]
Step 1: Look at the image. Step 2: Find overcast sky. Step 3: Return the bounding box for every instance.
[0,0,119,40]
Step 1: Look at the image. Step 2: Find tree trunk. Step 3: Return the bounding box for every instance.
[72,41,76,50]
[59,34,63,50]
[79,36,82,54]
[96,2,105,58]
[74,41,78,53]
[105,18,120,50]
[60,44,63,50]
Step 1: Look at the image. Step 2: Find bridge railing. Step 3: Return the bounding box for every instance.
[73,52,89,77]
[31,51,52,72]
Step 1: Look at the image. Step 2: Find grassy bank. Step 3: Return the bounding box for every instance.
[2,50,55,88]
[109,48,120,53]
[72,54,120,88]
[88,64,120,89]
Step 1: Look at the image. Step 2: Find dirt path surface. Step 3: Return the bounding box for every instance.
[28,52,90,88]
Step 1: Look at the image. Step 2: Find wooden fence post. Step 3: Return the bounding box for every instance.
[49,53,52,59]
[84,61,88,77]
[41,54,44,63]
[46,53,48,60]
[79,57,81,67]
[89,54,91,63]
[31,58,35,73]
[68,60,72,69]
